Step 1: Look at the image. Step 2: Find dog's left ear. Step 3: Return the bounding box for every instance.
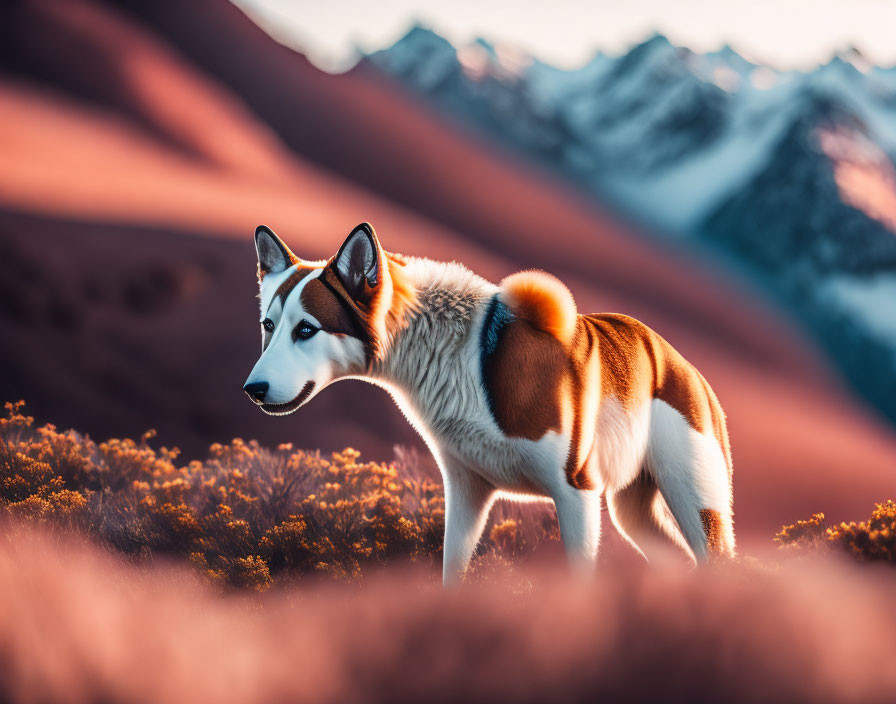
[255,225,296,275]
[333,223,381,305]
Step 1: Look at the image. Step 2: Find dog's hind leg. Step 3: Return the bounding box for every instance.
[607,470,694,564]
[645,400,735,562]
[441,462,497,586]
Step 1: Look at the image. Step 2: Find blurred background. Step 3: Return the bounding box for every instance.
[0,0,894,546]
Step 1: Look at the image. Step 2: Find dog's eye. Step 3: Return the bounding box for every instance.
[262,318,275,333]
[292,320,318,341]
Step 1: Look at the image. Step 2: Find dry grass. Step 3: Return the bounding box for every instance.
[776,501,896,563]
[0,401,558,589]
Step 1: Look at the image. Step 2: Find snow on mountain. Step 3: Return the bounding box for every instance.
[372,29,793,229]
[369,26,896,424]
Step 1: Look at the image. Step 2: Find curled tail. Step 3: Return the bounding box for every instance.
[499,270,577,345]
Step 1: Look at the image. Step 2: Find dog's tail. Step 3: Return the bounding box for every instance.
[499,270,577,345]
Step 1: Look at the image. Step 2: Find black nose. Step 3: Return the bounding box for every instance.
[243,381,268,405]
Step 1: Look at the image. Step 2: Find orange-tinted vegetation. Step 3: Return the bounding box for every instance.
[776,500,896,563]
[4,399,893,592]
[0,401,559,589]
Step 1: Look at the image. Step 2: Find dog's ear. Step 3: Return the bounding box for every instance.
[255,225,296,275]
[333,223,380,305]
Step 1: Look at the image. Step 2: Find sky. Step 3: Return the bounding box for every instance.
[231,0,896,72]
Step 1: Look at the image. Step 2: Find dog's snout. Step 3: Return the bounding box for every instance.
[243,381,269,405]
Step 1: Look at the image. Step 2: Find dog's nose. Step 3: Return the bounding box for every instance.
[243,381,268,405]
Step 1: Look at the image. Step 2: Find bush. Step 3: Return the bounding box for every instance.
[0,401,558,589]
[776,501,896,563]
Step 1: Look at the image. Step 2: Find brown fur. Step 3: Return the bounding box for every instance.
[586,314,731,476]
[562,320,601,490]
[300,277,359,336]
[296,253,418,362]
[274,266,316,304]
[699,508,725,558]
[481,319,567,443]
[483,310,732,490]
[382,256,418,341]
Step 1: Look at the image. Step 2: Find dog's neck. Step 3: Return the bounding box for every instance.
[367,258,496,434]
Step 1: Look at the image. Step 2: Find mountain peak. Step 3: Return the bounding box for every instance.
[626,31,674,58]
[640,31,672,48]
[832,45,872,73]
[706,43,757,73]
[370,22,458,79]
[393,23,451,49]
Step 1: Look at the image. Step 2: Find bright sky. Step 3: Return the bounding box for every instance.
[231,0,896,71]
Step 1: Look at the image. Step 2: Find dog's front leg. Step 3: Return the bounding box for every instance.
[552,484,601,576]
[441,463,496,586]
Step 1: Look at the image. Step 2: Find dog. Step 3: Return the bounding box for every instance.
[244,223,735,584]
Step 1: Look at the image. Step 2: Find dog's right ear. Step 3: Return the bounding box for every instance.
[255,225,296,276]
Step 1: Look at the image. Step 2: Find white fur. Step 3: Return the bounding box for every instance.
[248,255,734,583]
[645,399,734,559]
[246,266,366,410]
[593,397,652,492]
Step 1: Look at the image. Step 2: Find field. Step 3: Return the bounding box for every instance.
[2,400,895,704]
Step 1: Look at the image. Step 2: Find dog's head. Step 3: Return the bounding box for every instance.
[243,222,400,415]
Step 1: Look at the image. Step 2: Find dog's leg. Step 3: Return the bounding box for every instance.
[646,401,735,562]
[441,463,496,586]
[607,470,694,564]
[552,484,601,576]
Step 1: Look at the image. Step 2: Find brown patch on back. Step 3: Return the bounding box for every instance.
[699,508,725,558]
[484,310,731,492]
[482,314,596,490]
[584,314,731,474]
[562,319,601,490]
[584,315,655,409]
[482,318,566,441]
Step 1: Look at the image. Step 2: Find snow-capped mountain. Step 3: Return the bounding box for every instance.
[369,27,896,422]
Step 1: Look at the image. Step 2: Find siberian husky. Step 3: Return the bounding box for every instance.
[244,223,735,584]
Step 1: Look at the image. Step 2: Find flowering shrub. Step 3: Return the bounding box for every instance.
[0,401,558,589]
[775,501,896,563]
